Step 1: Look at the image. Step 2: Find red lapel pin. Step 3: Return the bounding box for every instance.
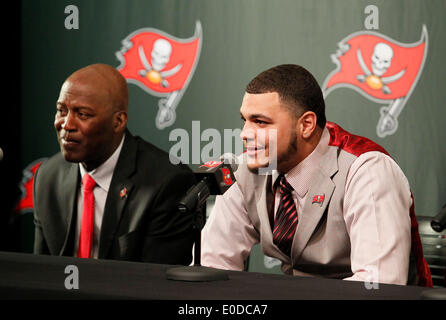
[120,187,128,199]
[312,194,325,207]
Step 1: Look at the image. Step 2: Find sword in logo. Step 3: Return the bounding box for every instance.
[116,21,202,130]
[323,26,428,138]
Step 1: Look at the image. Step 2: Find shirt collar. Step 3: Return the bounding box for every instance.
[79,133,125,192]
[272,127,330,197]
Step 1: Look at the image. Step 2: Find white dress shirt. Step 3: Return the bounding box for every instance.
[73,134,125,259]
[201,128,412,285]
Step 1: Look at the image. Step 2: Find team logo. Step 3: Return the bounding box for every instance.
[220,167,233,185]
[323,26,428,138]
[120,187,128,200]
[312,194,325,207]
[15,159,46,214]
[200,160,222,169]
[116,21,202,129]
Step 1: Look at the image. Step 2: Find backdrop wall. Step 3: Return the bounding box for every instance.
[15,0,446,270]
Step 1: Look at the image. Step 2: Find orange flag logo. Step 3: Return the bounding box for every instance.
[117,22,202,129]
[323,26,428,137]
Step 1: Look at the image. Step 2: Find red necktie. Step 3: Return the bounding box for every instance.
[77,173,96,258]
[273,175,298,256]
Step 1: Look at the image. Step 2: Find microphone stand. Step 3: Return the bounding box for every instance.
[165,200,229,282]
[431,203,446,232]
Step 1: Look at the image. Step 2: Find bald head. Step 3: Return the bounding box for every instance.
[66,63,129,112]
[55,63,129,171]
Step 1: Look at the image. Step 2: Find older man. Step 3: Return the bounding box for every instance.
[33,64,196,264]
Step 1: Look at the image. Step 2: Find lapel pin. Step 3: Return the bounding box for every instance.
[120,187,128,199]
[312,194,325,207]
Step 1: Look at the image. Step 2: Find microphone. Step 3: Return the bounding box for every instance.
[166,154,239,282]
[178,153,238,214]
[431,203,446,233]
[0,147,3,161]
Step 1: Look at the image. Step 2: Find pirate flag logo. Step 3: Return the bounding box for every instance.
[220,167,233,186]
[116,21,202,129]
[14,158,46,215]
[323,26,428,138]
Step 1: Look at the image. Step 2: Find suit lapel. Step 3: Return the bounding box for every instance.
[98,132,136,258]
[58,162,79,255]
[290,146,338,262]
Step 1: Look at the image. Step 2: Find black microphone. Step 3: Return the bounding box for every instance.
[431,203,446,233]
[178,153,238,214]
[167,154,239,282]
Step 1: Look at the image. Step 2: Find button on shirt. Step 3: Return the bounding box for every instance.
[73,135,125,259]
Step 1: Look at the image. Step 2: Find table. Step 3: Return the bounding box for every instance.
[0,251,435,301]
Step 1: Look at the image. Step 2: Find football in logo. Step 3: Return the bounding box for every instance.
[116,21,202,129]
[323,26,428,138]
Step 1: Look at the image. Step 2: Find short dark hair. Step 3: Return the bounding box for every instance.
[246,64,326,128]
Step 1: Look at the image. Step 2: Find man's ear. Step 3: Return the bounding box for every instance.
[114,111,128,133]
[298,111,317,139]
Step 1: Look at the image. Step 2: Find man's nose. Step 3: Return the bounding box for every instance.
[57,111,76,131]
[240,122,255,142]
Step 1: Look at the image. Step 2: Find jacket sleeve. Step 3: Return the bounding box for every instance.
[32,166,50,255]
[201,183,259,271]
[343,151,412,285]
[140,167,196,265]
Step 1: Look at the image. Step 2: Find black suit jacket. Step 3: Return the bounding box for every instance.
[33,130,196,265]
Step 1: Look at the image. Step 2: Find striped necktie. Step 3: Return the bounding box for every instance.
[273,175,298,256]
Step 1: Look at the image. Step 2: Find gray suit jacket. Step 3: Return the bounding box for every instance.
[33,130,196,264]
[237,142,353,278]
[234,122,430,285]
